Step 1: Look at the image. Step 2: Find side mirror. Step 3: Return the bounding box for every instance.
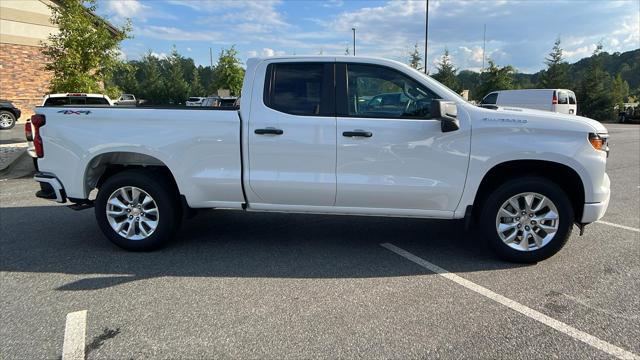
[431,99,460,133]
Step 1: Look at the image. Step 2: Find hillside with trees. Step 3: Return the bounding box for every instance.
[426,42,639,121]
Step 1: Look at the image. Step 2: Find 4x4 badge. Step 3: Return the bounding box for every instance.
[57,110,91,115]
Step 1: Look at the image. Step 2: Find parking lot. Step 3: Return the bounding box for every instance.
[0,124,638,359]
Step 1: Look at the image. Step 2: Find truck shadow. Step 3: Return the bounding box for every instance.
[0,205,528,291]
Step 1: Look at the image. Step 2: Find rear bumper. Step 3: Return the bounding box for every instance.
[581,174,610,223]
[34,173,66,203]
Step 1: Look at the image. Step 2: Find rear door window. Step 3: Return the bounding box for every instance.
[482,93,498,105]
[264,62,334,116]
[557,91,569,104]
[568,92,576,105]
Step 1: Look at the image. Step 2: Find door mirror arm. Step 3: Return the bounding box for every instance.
[431,99,460,133]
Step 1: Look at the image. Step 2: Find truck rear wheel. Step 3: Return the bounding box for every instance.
[95,170,179,251]
[480,177,573,263]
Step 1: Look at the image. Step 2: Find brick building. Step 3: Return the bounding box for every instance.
[0,0,117,119]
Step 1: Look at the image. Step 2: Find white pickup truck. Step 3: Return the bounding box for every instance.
[30,56,610,262]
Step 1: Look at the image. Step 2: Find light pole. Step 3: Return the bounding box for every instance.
[424,0,429,74]
[352,27,356,56]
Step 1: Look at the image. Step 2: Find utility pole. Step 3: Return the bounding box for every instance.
[482,24,486,72]
[209,47,213,68]
[424,0,429,74]
[352,28,356,56]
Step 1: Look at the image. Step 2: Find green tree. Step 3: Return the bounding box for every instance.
[139,52,165,104]
[165,47,189,104]
[190,66,206,96]
[212,46,245,96]
[538,38,570,89]
[408,43,423,71]
[43,0,130,93]
[611,73,630,111]
[577,45,614,121]
[432,48,459,91]
[476,59,516,100]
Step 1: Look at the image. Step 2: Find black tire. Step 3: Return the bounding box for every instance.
[95,169,180,251]
[0,110,16,130]
[480,177,574,263]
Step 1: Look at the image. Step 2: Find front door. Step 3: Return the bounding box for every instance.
[335,63,470,213]
[248,61,336,206]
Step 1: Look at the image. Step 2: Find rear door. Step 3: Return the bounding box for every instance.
[334,62,471,213]
[555,90,572,114]
[247,61,336,206]
[567,91,577,115]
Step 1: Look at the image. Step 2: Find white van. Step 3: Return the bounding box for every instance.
[481,89,577,115]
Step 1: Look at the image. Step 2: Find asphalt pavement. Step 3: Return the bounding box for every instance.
[0,126,26,145]
[0,123,638,359]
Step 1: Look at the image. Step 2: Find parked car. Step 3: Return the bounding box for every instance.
[481,89,577,115]
[42,93,113,106]
[218,96,239,107]
[185,97,206,106]
[201,96,220,107]
[0,99,21,130]
[618,103,639,123]
[114,94,147,106]
[30,56,609,263]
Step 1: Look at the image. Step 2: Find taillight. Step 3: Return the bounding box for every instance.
[31,114,46,158]
[552,91,558,104]
[24,120,33,141]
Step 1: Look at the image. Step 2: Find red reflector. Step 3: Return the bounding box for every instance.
[552,92,558,104]
[24,121,33,141]
[30,114,46,158]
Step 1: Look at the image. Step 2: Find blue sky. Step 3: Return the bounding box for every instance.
[97,0,640,74]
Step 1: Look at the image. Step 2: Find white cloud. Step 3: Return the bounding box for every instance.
[137,26,223,42]
[105,0,147,18]
[111,0,639,72]
[169,0,288,29]
[261,48,285,57]
[564,44,598,59]
[150,52,167,59]
[186,47,192,52]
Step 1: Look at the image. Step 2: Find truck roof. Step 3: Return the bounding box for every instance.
[248,55,403,62]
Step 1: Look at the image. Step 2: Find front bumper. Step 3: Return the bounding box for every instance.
[34,173,66,203]
[581,173,610,223]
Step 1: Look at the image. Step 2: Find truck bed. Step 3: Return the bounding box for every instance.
[35,106,245,209]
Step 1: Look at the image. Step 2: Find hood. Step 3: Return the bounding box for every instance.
[485,106,609,134]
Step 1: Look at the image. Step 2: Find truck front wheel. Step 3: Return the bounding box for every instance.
[480,177,574,263]
[95,170,179,251]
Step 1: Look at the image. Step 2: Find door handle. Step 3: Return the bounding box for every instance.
[255,128,284,135]
[343,130,372,138]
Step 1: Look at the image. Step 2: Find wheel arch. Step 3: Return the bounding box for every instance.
[84,151,181,198]
[472,159,585,223]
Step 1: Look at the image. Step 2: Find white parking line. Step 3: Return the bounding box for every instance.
[596,220,640,233]
[380,243,640,360]
[62,310,87,360]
